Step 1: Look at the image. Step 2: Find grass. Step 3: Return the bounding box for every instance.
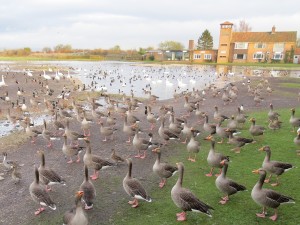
[112,107,300,225]
[279,82,300,89]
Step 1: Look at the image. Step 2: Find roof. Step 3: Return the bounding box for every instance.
[220,21,233,25]
[231,31,297,43]
[295,48,300,55]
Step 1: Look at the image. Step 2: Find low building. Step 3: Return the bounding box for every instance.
[187,40,218,63]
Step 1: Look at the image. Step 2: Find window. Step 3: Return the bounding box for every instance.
[273,52,283,60]
[234,42,248,49]
[220,50,226,54]
[204,54,212,60]
[220,56,226,58]
[255,43,266,48]
[194,54,201,59]
[253,52,264,59]
[221,44,227,46]
[234,54,247,59]
[273,43,284,52]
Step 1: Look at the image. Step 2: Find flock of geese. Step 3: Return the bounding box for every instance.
[0,65,298,224]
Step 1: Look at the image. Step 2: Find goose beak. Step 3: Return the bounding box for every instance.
[252,169,259,174]
[258,147,264,151]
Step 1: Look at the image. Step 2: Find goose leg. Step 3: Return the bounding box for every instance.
[67,157,73,164]
[140,151,146,159]
[220,195,229,204]
[34,206,45,215]
[206,167,214,177]
[264,174,272,183]
[134,150,141,158]
[256,207,266,218]
[177,212,187,221]
[271,176,279,186]
[215,168,222,177]
[76,155,81,163]
[90,170,99,180]
[269,209,278,221]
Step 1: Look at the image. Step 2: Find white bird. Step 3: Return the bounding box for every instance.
[55,71,60,81]
[43,70,52,80]
[0,75,7,87]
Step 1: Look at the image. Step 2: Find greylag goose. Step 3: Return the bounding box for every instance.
[63,191,88,225]
[158,116,179,144]
[226,128,254,153]
[2,152,14,171]
[203,114,216,139]
[236,107,247,128]
[249,118,265,139]
[123,158,152,208]
[25,118,42,144]
[227,115,238,130]
[42,119,59,148]
[171,162,214,221]
[195,102,206,123]
[215,159,246,204]
[123,115,137,143]
[168,113,183,136]
[181,118,192,144]
[251,169,295,221]
[111,149,125,164]
[12,163,22,184]
[132,130,153,159]
[62,135,85,164]
[268,119,282,131]
[106,111,117,127]
[99,121,117,141]
[289,108,300,132]
[183,95,197,117]
[81,110,92,137]
[29,167,56,215]
[259,146,294,186]
[53,111,65,135]
[80,166,96,210]
[83,140,114,180]
[205,138,229,177]
[293,131,300,155]
[37,150,66,191]
[268,103,280,122]
[186,129,201,162]
[152,147,178,188]
[64,119,85,146]
[215,121,231,144]
[213,106,229,122]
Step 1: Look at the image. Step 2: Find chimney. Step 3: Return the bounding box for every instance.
[188,40,194,50]
[271,25,276,34]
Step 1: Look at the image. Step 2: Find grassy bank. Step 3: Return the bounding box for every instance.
[112,107,299,225]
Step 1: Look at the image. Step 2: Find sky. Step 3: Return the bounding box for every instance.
[0,0,299,51]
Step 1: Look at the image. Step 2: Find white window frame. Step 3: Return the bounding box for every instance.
[234,42,248,49]
[204,54,212,60]
[255,43,266,48]
[194,54,201,59]
[234,54,247,60]
[273,43,284,52]
[272,52,283,60]
[253,52,264,59]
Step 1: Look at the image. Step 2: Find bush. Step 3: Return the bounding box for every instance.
[149,55,155,61]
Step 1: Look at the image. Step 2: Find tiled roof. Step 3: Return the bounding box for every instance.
[221,21,234,25]
[231,31,297,43]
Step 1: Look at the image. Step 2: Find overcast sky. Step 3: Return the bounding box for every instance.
[0,0,299,51]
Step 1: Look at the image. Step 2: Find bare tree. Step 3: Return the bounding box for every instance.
[234,20,252,32]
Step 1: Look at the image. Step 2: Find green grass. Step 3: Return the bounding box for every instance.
[112,107,300,225]
[280,82,300,89]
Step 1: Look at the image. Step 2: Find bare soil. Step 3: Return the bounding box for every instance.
[0,67,299,225]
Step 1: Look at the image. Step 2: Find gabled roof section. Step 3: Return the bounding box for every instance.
[231,31,297,43]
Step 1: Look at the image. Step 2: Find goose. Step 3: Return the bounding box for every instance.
[268,119,283,131]
[289,108,300,132]
[168,113,183,136]
[145,106,158,130]
[64,119,85,146]
[2,152,15,171]
[106,111,117,127]
[63,191,88,225]
[30,92,41,111]
[254,93,264,106]
[42,119,59,148]
[21,97,28,114]
[158,117,179,144]
[11,163,22,184]
[25,118,42,143]
[37,150,66,191]
[53,111,65,135]
[213,106,229,122]
[186,129,201,162]
[29,167,56,215]
[183,96,197,116]
[226,128,254,153]
[123,158,152,208]
[123,115,137,143]
[236,107,247,128]
[0,75,7,87]
[249,118,265,139]
[171,162,214,221]
[180,118,193,144]
[62,135,85,164]
[80,166,96,210]
[99,122,117,141]
[205,138,229,177]
[293,131,300,155]
[152,147,178,188]
[268,103,280,122]
[227,115,238,130]
[132,130,153,159]
[111,149,125,164]
[83,140,114,180]
[81,110,92,137]
[215,159,246,204]
[215,121,231,144]
[259,146,294,186]
[195,102,206,123]
[17,87,23,99]
[58,107,73,120]
[251,169,295,221]
[203,114,216,139]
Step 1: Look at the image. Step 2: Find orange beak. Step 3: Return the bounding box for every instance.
[252,169,259,174]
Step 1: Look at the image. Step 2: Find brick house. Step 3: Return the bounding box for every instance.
[217,21,297,63]
[188,40,218,63]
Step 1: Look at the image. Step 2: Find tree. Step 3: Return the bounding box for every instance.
[158,41,184,50]
[297,38,300,47]
[234,20,252,32]
[42,47,52,53]
[110,45,121,53]
[197,29,213,50]
[54,44,72,53]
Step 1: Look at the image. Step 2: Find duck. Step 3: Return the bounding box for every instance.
[251,169,295,221]
[83,140,114,180]
[171,162,214,221]
[268,103,280,122]
[80,166,96,210]
[289,108,300,132]
[29,167,56,215]
[62,135,85,164]
[215,159,246,204]
[186,129,201,162]
[37,150,66,191]
[249,118,265,139]
[203,114,216,139]
[110,149,125,164]
[259,146,294,186]
[62,191,88,225]
[152,147,178,188]
[99,121,118,142]
[205,138,229,177]
[226,128,254,153]
[123,158,152,208]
